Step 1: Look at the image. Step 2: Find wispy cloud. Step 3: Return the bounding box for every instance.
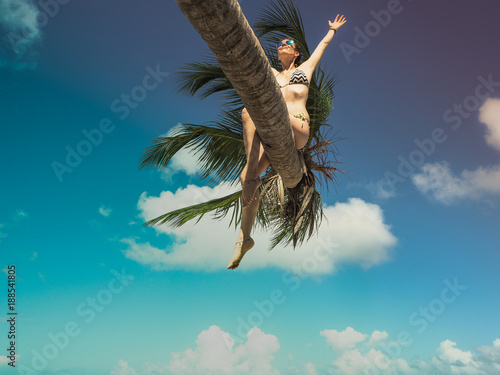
[413,98,500,204]
[110,359,138,375]
[0,356,8,367]
[0,0,42,70]
[320,327,368,350]
[479,98,500,151]
[99,205,112,217]
[365,180,397,200]
[366,330,390,347]
[412,162,500,204]
[13,209,29,221]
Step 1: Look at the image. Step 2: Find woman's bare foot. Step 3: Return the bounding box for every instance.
[241,178,261,207]
[227,238,255,269]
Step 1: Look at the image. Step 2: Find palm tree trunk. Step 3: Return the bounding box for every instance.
[174,0,303,188]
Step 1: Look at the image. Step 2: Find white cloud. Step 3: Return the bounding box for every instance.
[156,125,202,181]
[436,339,475,365]
[412,162,500,204]
[122,183,396,273]
[288,361,318,375]
[112,326,280,375]
[371,98,500,203]
[99,205,112,217]
[168,325,280,375]
[479,98,500,151]
[323,330,500,375]
[367,330,389,346]
[0,0,42,70]
[110,359,138,375]
[0,356,9,366]
[365,180,396,200]
[431,340,483,375]
[476,339,500,374]
[0,355,18,367]
[332,348,418,375]
[428,338,500,374]
[303,362,318,375]
[413,98,500,204]
[14,209,29,220]
[165,147,201,177]
[320,327,368,350]
[108,328,500,375]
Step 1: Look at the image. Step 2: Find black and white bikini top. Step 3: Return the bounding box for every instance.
[276,69,310,88]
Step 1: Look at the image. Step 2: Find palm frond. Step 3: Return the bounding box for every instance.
[174,57,243,108]
[144,190,243,228]
[303,137,346,192]
[140,110,246,184]
[254,0,310,59]
[257,170,325,250]
[307,68,339,143]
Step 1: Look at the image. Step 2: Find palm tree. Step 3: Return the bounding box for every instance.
[140,0,342,249]
[173,0,303,187]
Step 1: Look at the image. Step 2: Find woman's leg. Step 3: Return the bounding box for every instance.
[240,108,266,206]
[228,150,270,269]
[228,109,270,269]
[228,111,308,270]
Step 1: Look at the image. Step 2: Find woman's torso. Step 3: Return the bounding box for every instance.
[274,68,310,118]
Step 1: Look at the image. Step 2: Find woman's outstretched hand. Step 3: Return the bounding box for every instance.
[329,14,347,30]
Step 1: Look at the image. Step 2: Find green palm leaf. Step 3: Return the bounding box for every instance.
[144,190,243,228]
[254,0,310,59]
[140,109,246,185]
[175,56,243,108]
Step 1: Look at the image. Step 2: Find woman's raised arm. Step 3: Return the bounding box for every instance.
[301,14,347,74]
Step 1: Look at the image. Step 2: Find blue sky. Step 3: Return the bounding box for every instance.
[1,0,500,374]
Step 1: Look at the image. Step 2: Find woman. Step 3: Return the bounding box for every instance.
[228,14,347,269]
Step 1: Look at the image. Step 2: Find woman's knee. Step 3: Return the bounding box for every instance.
[241,108,249,120]
[242,108,256,134]
[240,171,245,183]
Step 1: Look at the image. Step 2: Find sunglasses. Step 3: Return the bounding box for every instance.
[276,40,295,49]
